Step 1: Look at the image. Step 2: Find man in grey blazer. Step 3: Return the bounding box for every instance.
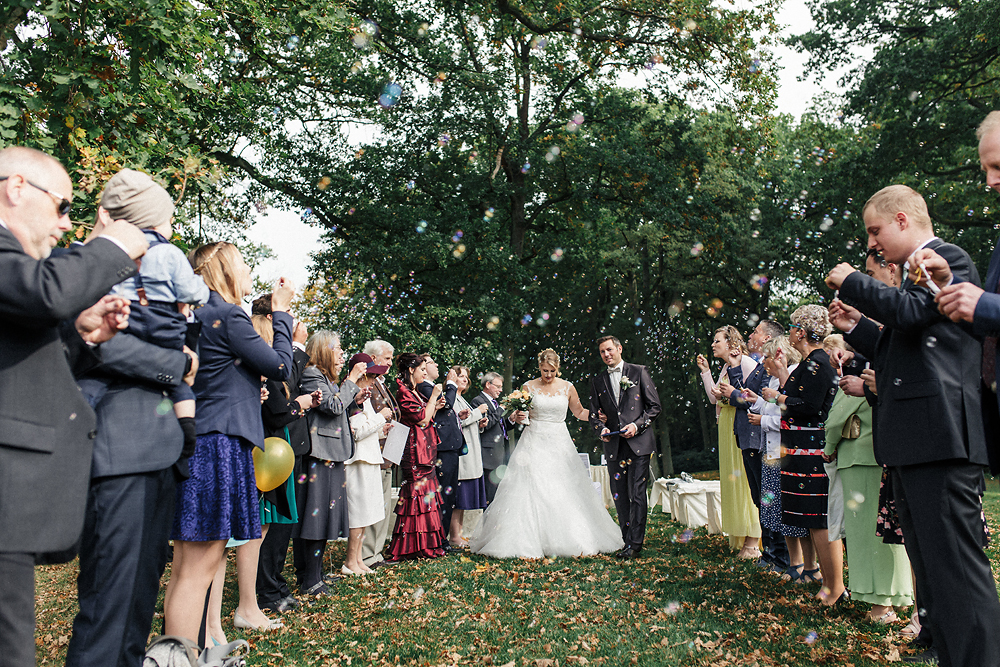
[0,147,148,667]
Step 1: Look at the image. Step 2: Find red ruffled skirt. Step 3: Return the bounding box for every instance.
[386,430,446,560]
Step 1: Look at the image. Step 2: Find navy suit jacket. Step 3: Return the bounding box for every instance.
[192,291,293,449]
[840,239,987,467]
[0,230,136,553]
[86,334,188,478]
[726,362,768,451]
[962,238,1000,472]
[418,380,464,452]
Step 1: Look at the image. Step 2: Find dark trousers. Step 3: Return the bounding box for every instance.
[609,450,651,549]
[0,552,35,667]
[293,538,326,590]
[741,448,788,568]
[436,450,460,532]
[66,468,176,667]
[257,522,294,603]
[483,467,499,503]
[892,461,1000,667]
[257,457,303,603]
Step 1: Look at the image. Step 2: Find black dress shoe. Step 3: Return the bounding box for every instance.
[370,559,399,569]
[443,544,462,554]
[259,597,295,613]
[617,547,640,560]
[900,647,938,664]
[301,581,331,597]
[281,595,300,609]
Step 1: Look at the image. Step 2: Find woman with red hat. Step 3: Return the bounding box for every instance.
[343,353,393,574]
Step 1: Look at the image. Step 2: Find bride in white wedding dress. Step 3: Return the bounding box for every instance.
[469,349,625,558]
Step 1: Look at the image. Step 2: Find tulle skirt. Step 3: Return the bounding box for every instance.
[469,419,623,559]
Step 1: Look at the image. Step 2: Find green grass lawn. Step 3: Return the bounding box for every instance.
[33,476,1000,666]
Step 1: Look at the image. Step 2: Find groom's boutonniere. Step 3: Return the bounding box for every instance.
[619,376,635,390]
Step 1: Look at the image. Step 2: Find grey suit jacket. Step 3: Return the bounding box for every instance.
[301,366,359,462]
[470,391,508,470]
[0,229,136,553]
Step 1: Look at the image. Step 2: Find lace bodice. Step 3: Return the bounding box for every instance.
[528,386,570,423]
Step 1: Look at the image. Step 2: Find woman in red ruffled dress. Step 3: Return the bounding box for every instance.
[386,353,446,560]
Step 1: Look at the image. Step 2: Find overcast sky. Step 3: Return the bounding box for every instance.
[246,1,840,289]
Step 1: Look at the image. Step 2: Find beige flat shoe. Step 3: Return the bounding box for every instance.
[233,611,282,631]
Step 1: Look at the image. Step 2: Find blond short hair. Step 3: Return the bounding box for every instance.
[822,333,846,352]
[761,335,800,366]
[790,304,833,343]
[190,242,247,305]
[976,111,1000,141]
[862,184,932,230]
[537,348,561,376]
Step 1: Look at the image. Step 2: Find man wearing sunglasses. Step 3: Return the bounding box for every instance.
[0,146,149,667]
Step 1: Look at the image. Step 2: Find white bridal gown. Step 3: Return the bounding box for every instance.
[469,386,624,558]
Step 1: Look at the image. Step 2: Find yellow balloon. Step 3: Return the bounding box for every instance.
[253,437,295,492]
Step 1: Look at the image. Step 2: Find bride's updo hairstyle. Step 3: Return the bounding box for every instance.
[396,352,424,388]
[537,348,561,377]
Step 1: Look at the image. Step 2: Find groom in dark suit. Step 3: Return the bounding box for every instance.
[588,336,661,559]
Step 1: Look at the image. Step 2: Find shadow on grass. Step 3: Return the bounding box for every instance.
[36,477,1000,666]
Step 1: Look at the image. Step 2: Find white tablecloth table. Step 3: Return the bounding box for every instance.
[590,465,614,508]
[649,478,722,534]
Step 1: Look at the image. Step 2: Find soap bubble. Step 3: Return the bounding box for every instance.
[378,82,403,108]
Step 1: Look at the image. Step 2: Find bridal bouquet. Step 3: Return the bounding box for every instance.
[500,389,533,425]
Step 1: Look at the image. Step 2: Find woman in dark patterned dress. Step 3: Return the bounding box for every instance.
[386,353,447,561]
[777,305,845,606]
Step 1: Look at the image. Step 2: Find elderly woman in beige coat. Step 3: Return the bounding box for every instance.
[449,365,489,547]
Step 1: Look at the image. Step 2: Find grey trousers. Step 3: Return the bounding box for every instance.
[361,468,393,565]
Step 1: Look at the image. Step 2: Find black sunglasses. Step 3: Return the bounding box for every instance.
[0,175,72,217]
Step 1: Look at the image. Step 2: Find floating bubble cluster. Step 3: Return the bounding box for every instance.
[378,82,402,109]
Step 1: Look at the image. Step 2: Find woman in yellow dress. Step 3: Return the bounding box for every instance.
[697,326,762,557]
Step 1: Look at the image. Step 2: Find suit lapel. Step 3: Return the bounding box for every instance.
[616,364,631,411]
[602,368,614,410]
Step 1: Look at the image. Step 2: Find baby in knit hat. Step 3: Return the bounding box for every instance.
[88,169,208,458]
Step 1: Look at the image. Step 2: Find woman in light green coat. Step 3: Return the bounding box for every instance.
[825,387,913,622]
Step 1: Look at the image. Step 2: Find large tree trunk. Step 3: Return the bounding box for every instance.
[503,341,514,393]
[659,419,674,477]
